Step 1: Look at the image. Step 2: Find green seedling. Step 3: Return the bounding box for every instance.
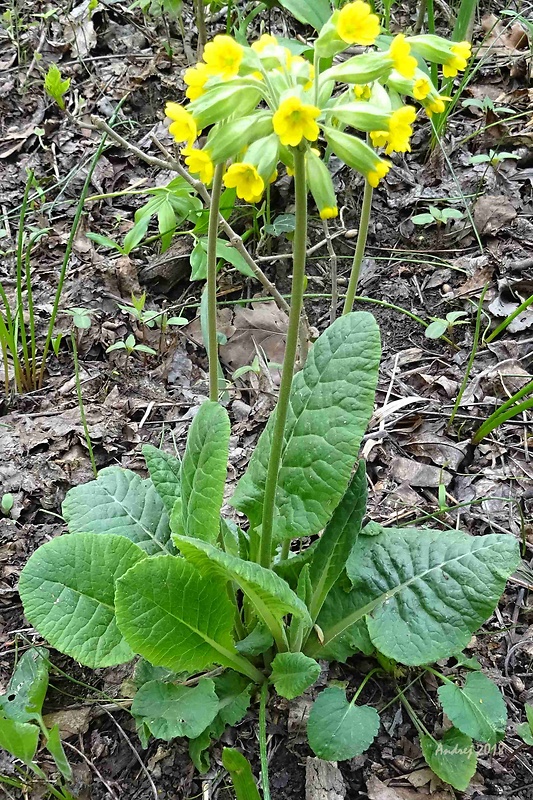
[516,704,533,746]
[64,307,94,330]
[106,334,157,357]
[462,97,515,116]
[43,64,70,111]
[469,150,520,167]
[1,493,14,515]
[425,310,468,340]
[412,206,464,228]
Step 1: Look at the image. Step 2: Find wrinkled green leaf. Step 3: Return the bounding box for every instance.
[63,466,173,555]
[309,528,519,666]
[438,672,507,745]
[278,0,331,30]
[0,647,49,723]
[308,460,367,622]
[19,533,146,668]
[132,678,219,740]
[307,686,379,760]
[231,312,380,543]
[421,728,477,791]
[174,535,311,648]
[115,555,262,682]
[0,715,39,765]
[270,652,321,700]
[142,444,181,514]
[235,622,273,657]
[181,402,230,543]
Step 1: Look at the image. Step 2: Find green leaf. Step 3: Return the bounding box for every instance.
[142,444,181,514]
[310,528,519,666]
[189,727,213,772]
[63,466,173,555]
[425,319,448,339]
[214,671,252,727]
[517,704,533,745]
[181,402,230,543]
[270,653,321,700]
[190,238,255,280]
[86,232,123,253]
[222,748,261,800]
[278,0,332,30]
[132,678,219,740]
[411,213,435,226]
[0,715,39,765]
[44,64,70,110]
[173,535,311,649]
[19,533,146,668]
[45,724,72,781]
[438,672,507,745]
[190,239,207,280]
[123,212,152,254]
[115,555,263,683]
[309,580,374,662]
[235,622,273,657]
[157,199,177,253]
[307,686,379,760]
[421,728,477,791]
[308,460,367,622]
[0,647,49,723]
[231,312,380,543]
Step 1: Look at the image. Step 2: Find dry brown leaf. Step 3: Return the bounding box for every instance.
[390,456,452,487]
[219,302,288,375]
[479,14,529,57]
[473,195,517,236]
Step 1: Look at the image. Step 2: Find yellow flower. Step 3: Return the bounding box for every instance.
[354,83,372,100]
[251,33,278,53]
[165,102,197,144]
[223,162,265,202]
[273,96,320,147]
[203,35,243,80]
[305,63,315,91]
[424,94,451,116]
[181,145,214,185]
[367,160,390,187]
[336,1,380,46]
[371,106,417,155]
[412,77,431,100]
[443,41,471,78]
[389,34,417,79]
[320,206,338,220]
[183,62,210,101]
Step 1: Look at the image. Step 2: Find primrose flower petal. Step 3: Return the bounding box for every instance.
[251,33,278,53]
[183,62,211,100]
[336,1,381,46]
[320,206,339,220]
[413,77,431,100]
[389,34,418,79]
[443,41,472,77]
[424,93,451,116]
[203,34,244,80]
[273,96,320,147]
[224,162,265,202]
[367,160,390,187]
[165,103,197,144]
[181,145,214,185]
[354,84,372,100]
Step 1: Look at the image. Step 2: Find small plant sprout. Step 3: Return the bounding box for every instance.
[425,310,469,340]
[106,333,157,357]
[43,63,71,110]
[462,97,515,116]
[469,150,520,168]
[64,307,93,330]
[412,205,464,228]
[1,492,14,515]
[517,704,533,746]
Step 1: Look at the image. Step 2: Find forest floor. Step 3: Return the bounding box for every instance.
[0,1,533,798]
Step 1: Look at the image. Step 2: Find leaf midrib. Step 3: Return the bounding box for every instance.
[99,480,169,553]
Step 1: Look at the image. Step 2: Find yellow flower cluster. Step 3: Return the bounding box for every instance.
[161,15,472,214]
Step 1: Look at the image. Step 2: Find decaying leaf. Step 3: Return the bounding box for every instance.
[473,196,517,236]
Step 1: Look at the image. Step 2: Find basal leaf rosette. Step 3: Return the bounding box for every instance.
[162,8,471,217]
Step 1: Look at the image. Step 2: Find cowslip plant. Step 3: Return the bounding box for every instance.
[18,8,518,793]
[412,205,464,228]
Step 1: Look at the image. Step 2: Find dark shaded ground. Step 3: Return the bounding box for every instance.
[1,1,533,798]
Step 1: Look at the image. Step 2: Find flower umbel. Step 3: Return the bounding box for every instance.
[251,33,278,53]
[336,1,380,46]
[203,35,244,80]
[389,34,418,79]
[443,41,472,77]
[181,146,214,185]
[165,103,197,144]
[223,162,265,202]
[273,96,320,147]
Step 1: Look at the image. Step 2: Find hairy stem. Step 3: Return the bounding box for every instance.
[258,147,307,568]
[259,682,271,800]
[71,333,97,478]
[343,179,373,315]
[207,164,224,401]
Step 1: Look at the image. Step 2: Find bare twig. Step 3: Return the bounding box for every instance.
[63,741,120,800]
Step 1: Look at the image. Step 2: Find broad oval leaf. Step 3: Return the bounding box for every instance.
[173,535,312,647]
[421,728,477,791]
[142,444,181,514]
[438,672,507,745]
[132,678,219,740]
[181,401,230,543]
[115,555,263,683]
[231,312,380,543]
[310,528,519,666]
[63,466,173,555]
[19,534,146,668]
[307,686,379,760]
[0,716,40,765]
[270,652,321,700]
[0,647,49,723]
[278,0,332,30]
